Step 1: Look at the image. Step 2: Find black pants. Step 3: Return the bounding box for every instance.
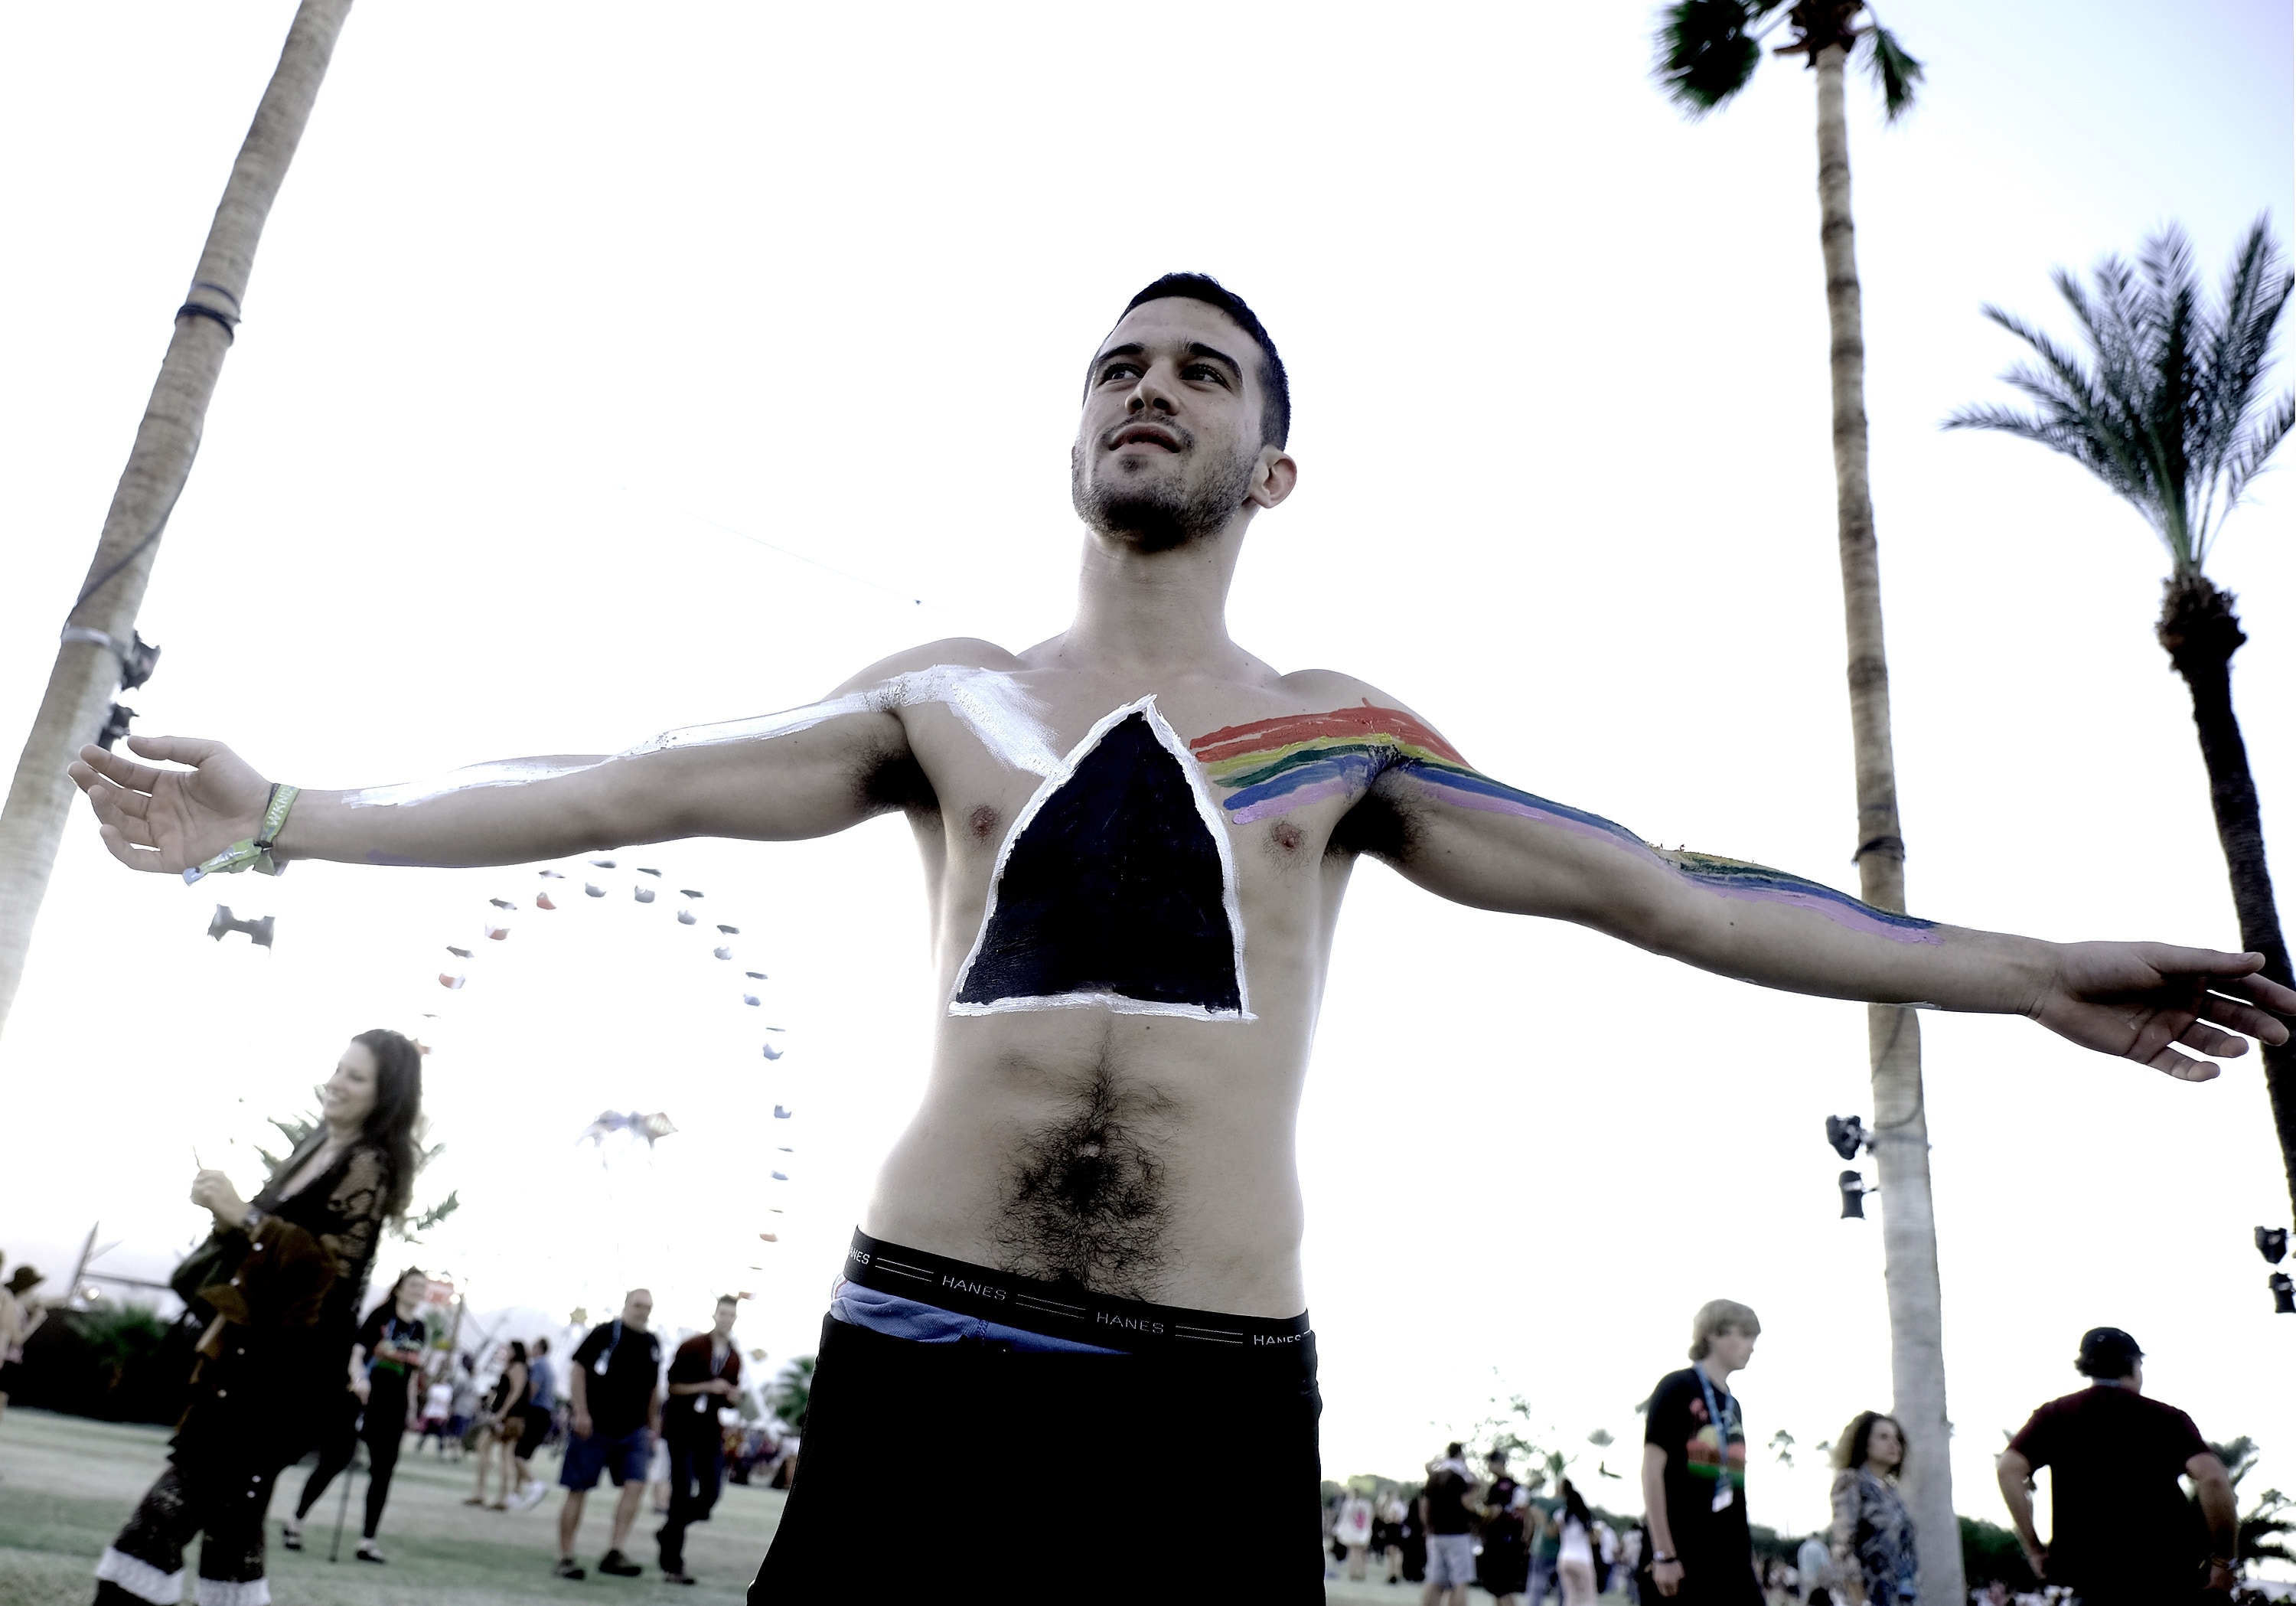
[657,1431,725,1572]
[750,1313,1324,1603]
[293,1391,404,1539]
[97,1464,278,1604]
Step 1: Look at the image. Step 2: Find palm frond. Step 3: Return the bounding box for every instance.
[1652,0,1763,117]
[1949,218,2296,574]
[2221,387,2296,511]
[1861,24,1925,122]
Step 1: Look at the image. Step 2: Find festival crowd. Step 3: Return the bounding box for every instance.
[0,1035,2258,1604]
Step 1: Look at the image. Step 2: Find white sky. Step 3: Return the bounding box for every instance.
[2,0,2291,1549]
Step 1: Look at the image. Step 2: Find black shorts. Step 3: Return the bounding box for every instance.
[516,1405,551,1460]
[751,1236,1324,1603]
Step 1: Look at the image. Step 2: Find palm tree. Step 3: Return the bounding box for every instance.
[1945,220,2296,1228]
[1650,8,1958,1604]
[2199,1438,2296,1569]
[768,1353,816,1432]
[0,0,353,1044]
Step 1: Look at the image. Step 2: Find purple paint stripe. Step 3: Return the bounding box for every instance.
[1408,775,1659,857]
[1402,774,1940,944]
[1703,882,1942,944]
[1231,776,1357,823]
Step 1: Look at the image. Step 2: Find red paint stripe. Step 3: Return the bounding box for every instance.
[1189,702,1468,766]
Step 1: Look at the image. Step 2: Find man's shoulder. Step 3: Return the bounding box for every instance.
[833,638,1025,694]
[1264,668,1441,729]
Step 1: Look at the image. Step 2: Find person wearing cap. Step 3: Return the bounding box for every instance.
[0,1261,48,1440]
[1996,1327,2239,1603]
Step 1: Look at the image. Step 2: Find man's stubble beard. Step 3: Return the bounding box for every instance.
[1071,433,1257,553]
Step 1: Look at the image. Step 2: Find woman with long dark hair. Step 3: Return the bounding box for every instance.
[1828,1411,1918,1605]
[468,1341,532,1510]
[93,1029,422,1606]
[1554,1479,1603,1606]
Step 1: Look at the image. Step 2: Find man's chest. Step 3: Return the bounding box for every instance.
[902,674,1371,1020]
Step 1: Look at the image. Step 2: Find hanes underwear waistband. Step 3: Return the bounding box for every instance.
[842,1229,1312,1356]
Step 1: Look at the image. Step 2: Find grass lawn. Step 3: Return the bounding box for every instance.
[0,1408,780,1606]
[0,1406,1557,1604]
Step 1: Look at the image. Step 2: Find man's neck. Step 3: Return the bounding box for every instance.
[1060,524,1250,677]
[1696,1357,1737,1393]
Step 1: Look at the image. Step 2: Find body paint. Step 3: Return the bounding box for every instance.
[343,664,1064,811]
[1191,703,1939,945]
[952,696,1252,1020]
[625,664,1068,779]
[344,759,598,809]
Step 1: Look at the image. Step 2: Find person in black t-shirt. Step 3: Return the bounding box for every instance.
[1641,1299,1760,1604]
[284,1268,429,1563]
[1996,1327,2239,1604]
[553,1288,664,1581]
[656,1294,745,1585]
[1417,1443,1479,1606]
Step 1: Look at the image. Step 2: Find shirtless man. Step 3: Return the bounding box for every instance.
[69,273,2296,1602]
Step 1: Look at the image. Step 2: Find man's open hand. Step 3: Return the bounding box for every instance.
[68,736,272,875]
[2033,942,2296,1079]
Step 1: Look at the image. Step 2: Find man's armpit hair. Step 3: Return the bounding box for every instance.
[1328,780,1421,866]
[858,736,935,818]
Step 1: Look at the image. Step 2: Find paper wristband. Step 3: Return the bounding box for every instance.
[182,784,301,885]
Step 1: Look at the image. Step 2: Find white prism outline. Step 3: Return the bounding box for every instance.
[947,694,1253,1023]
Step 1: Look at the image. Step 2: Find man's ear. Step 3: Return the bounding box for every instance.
[1247,445,1299,510]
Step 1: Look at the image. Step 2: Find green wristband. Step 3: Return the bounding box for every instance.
[183,784,300,884]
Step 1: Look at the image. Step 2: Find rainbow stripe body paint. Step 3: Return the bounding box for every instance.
[1189,703,1939,944]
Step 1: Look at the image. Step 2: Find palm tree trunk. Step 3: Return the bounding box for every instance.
[2158,574,2296,1224]
[1815,43,1966,1606]
[0,0,353,1045]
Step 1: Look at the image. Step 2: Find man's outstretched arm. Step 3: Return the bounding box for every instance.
[66,657,941,874]
[1282,700,2296,1078]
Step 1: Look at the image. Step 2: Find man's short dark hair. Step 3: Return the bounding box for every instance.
[717,1293,739,1307]
[1113,272,1290,450]
[2076,1326,2142,1378]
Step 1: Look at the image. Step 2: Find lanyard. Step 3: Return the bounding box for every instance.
[595,1319,622,1376]
[690,1337,732,1412]
[1693,1366,1738,1513]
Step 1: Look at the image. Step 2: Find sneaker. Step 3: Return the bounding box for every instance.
[280,1518,303,1552]
[554,1558,586,1581]
[355,1542,387,1565]
[598,1551,643,1577]
[660,1570,695,1586]
[509,1480,549,1511]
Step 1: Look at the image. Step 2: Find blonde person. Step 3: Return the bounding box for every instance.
[1642,1299,1761,1604]
[1828,1412,1916,1605]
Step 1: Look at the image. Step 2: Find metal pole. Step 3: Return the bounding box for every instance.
[328,1437,360,1562]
